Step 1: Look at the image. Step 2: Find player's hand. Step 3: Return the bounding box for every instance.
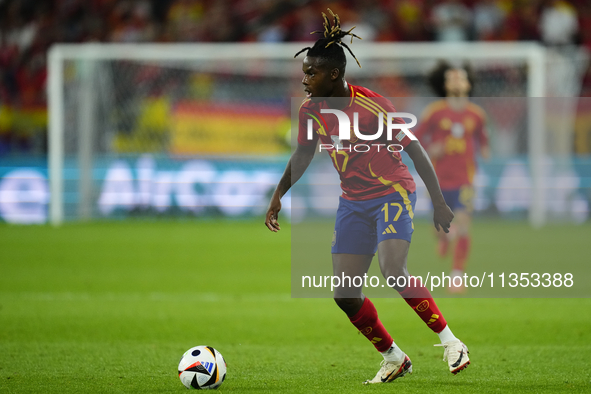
[427,142,445,161]
[433,201,454,233]
[481,145,491,161]
[265,195,282,232]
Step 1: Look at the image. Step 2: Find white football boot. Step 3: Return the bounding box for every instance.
[363,354,412,384]
[435,340,470,374]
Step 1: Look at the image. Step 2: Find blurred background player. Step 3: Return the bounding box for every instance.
[265,10,469,385]
[415,61,490,293]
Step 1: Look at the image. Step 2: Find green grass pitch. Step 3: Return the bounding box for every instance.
[1,219,590,393]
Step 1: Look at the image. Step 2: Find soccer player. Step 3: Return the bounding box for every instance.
[264,10,470,384]
[415,61,490,293]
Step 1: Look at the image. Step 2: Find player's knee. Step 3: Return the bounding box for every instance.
[456,221,470,236]
[380,264,408,282]
[334,297,364,316]
[454,211,471,232]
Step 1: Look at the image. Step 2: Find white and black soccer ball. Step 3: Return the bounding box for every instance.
[178,346,226,390]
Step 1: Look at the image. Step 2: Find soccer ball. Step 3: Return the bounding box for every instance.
[178,346,227,390]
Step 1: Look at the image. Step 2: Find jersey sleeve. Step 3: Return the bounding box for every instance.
[297,103,319,147]
[359,92,416,149]
[389,114,417,149]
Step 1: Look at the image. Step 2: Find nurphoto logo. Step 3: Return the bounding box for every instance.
[307,110,418,152]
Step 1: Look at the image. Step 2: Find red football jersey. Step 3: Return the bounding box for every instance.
[415,100,488,190]
[297,84,416,201]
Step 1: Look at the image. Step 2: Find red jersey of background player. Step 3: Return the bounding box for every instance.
[297,84,416,201]
[414,100,488,190]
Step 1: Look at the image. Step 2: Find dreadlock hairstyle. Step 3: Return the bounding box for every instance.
[294,8,362,73]
[428,60,475,97]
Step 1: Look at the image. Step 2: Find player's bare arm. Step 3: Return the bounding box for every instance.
[405,140,454,233]
[265,142,316,232]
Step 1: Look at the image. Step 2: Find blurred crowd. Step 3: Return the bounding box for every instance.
[0,0,590,154]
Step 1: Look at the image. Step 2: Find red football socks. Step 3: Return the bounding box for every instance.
[348,297,393,352]
[398,280,447,333]
[453,236,471,272]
